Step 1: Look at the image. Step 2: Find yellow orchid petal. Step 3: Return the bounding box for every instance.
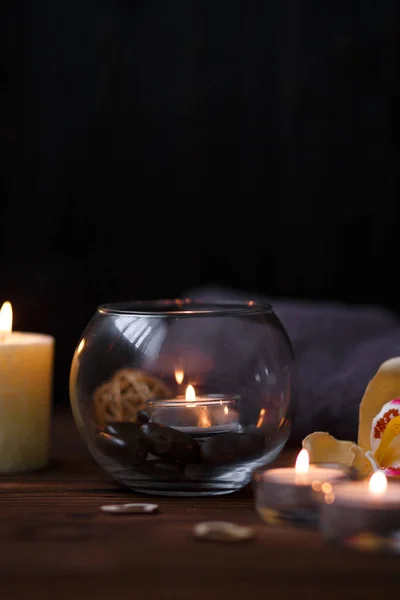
[349,444,374,478]
[377,435,400,469]
[375,414,400,464]
[358,357,400,451]
[302,432,354,465]
[302,432,375,478]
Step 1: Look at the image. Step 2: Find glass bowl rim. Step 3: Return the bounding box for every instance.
[146,393,241,408]
[97,298,273,317]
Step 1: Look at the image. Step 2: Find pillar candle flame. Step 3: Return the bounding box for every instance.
[0,301,13,336]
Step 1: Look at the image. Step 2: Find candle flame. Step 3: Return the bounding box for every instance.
[223,406,229,415]
[174,368,184,385]
[295,449,309,475]
[368,471,387,496]
[0,301,13,334]
[185,384,196,402]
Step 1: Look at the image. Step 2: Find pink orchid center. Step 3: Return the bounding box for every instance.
[370,399,400,452]
[384,467,400,477]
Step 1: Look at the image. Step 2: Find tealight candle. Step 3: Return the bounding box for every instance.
[0,301,54,473]
[149,384,240,436]
[254,449,349,525]
[319,471,400,550]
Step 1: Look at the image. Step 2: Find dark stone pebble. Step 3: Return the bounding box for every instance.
[96,431,148,465]
[136,410,150,424]
[201,432,266,465]
[140,422,200,462]
[105,421,148,444]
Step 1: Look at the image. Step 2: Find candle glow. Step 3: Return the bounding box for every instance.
[185,384,196,407]
[368,470,387,496]
[174,368,184,385]
[256,408,266,428]
[0,301,13,335]
[199,407,211,428]
[295,448,310,475]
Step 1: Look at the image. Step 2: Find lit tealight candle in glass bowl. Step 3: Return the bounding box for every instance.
[148,377,241,438]
[318,470,400,552]
[0,301,54,473]
[254,448,350,526]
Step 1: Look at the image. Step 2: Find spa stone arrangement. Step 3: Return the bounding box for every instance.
[3,297,400,552]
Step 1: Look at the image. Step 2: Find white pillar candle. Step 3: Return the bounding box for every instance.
[0,301,55,473]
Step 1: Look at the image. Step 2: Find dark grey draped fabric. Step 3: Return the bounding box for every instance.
[185,285,400,445]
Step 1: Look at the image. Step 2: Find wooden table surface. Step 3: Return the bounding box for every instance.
[1,410,400,600]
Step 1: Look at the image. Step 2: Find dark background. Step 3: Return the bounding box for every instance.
[0,1,399,405]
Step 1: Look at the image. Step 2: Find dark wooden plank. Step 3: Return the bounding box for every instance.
[1,410,399,599]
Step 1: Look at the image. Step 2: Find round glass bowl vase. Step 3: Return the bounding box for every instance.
[70,300,294,497]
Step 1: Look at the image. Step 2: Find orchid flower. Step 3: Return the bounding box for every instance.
[302,357,400,478]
